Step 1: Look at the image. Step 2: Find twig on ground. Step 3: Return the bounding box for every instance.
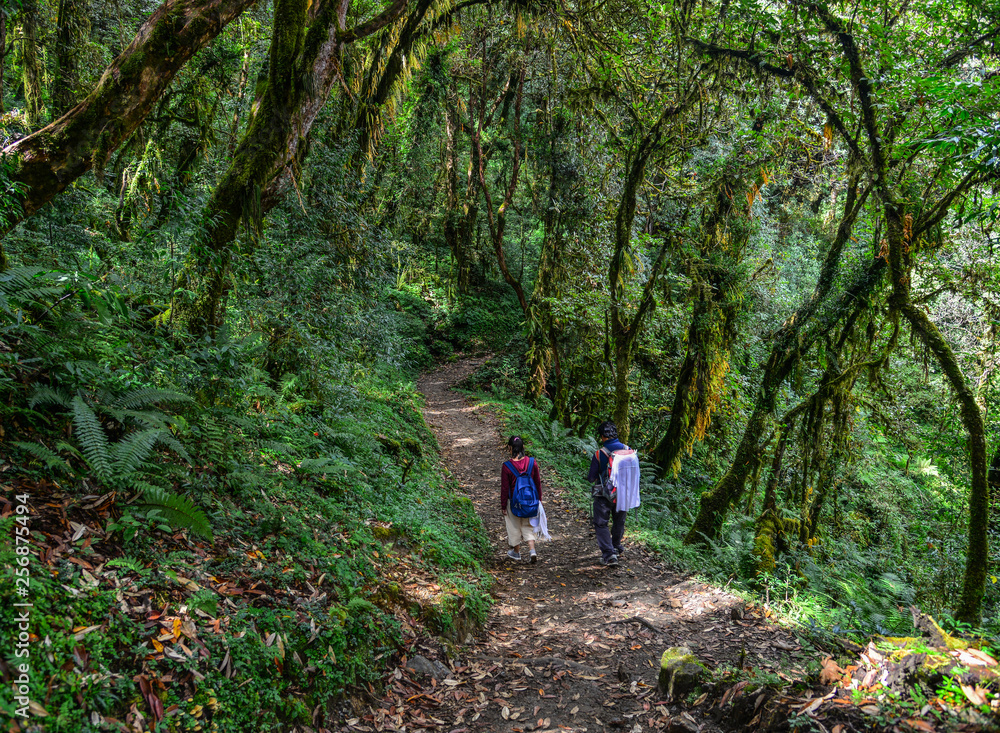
[604,616,664,634]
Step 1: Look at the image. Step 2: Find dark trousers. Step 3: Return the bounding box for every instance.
[592,496,626,560]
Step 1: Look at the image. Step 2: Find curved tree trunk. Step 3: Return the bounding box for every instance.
[815,2,990,624]
[0,8,6,115]
[652,263,733,474]
[0,0,256,245]
[895,279,989,624]
[753,417,793,574]
[683,178,875,544]
[173,0,329,332]
[607,106,682,442]
[174,0,413,333]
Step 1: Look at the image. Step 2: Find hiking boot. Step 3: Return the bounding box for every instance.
[529,549,537,563]
[601,554,619,567]
[614,546,624,558]
[507,549,522,561]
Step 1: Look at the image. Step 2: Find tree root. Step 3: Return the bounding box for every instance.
[604,616,665,634]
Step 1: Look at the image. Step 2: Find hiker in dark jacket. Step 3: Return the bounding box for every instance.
[501,435,542,563]
[587,421,626,566]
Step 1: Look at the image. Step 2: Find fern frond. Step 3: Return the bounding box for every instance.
[14,442,72,473]
[29,386,73,409]
[0,267,46,312]
[297,456,353,474]
[72,396,112,482]
[261,440,299,457]
[154,432,192,464]
[113,408,171,429]
[138,487,213,540]
[193,415,227,461]
[54,441,83,459]
[112,387,193,410]
[109,429,161,480]
[105,557,145,573]
[128,478,169,494]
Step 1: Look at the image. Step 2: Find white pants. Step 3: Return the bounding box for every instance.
[504,501,537,547]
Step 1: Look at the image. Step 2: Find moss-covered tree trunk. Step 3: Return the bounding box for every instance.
[816,3,990,623]
[608,108,679,442]
[472,66,529,317]
[173,0,314,332]
[18,2,44,127]
[443,102,470,292]
[526,155,565,402]
[54,0,91,115]
[1,8,7,114]
[885,211,989,623]
[754,418,792,574]
[174,0,412,333]
[684,179,874,544]
[652,262,733,474]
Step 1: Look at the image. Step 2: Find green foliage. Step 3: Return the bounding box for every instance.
[137,486,213,540]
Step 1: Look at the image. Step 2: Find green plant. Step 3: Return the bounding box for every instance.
[138,487,213,540]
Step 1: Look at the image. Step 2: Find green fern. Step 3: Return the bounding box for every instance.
[105,557,145,573]
[297,456,353,474]
[111,387,192,410]
[0,267,65,312]
[153,432,192,464]
[195,415,227,462]
[14,442,72,474]
[109,408,171,429]
[262,440,300,458]
[110,429,162,478]
[138,487,213,541]
[29,386,72,409]
[72,396,113,482]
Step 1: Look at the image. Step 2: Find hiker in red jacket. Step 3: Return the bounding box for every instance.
[500,435,542,563]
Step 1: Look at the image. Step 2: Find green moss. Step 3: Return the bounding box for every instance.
[659,646,710,700]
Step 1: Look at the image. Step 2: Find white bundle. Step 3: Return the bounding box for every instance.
[529,502,552,542]
[610,448,641,511]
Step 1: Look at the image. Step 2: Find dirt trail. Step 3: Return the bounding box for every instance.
[349,359,814,733]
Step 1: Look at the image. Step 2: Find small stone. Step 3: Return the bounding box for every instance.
[405,655,450,680]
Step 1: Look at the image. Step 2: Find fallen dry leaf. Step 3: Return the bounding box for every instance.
[820,657,846,686]
[960,684,987,706]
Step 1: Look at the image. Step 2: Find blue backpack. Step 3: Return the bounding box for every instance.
[505,457,539,518]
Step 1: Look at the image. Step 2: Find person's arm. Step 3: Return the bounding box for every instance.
[500,464,511,513]
[586,451,602,484]
[531,460,542,502]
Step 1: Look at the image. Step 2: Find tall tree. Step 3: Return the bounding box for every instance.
[682,1,997,623]
[18,0,44,126]
[53,0,91,115]
[173,0,417,332]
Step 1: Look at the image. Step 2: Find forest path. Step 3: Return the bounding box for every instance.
[365,357,815,733]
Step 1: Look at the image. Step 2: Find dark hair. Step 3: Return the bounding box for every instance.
[507,435,525,458]
[597,421,618,440]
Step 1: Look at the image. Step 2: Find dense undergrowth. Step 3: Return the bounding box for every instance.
[0,254,510,730]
